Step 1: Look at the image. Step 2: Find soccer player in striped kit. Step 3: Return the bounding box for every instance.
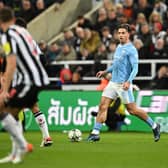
[0,7,51,164]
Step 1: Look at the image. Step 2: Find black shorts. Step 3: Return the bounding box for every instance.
[6,84,41,108]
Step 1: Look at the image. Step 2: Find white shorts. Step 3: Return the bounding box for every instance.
[102,81,134,104]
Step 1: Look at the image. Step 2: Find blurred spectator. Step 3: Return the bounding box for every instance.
[164,29,168,49]
[137,23,153,58]
[133,0,153,21]
[117,13,129,24]
[135,13,147,34]
[38,40,48,55]
[79,48,93,60]
[62,29,76,47]
[153,0,167,19]
[133,38,149,75]
[151,22,166,46]
[101,26,112,50]
[129,24,137,41]
[59,68,72,84]
[56,43,76,61]
[149,11,163,29]
[80,28,101,56]
[145,65,168,89]
[152,38,168,59]
[77,15,93,30]
[133,38,146,59]
[35,0,45,16]
[93,43,107,74]
[71,71,83,84]
[74,27,85,60]
[94,43,107,61]
[19,0,36,23]
[123,0,134,22]
[78,48,94,76]
[8,0,22,17]
[46,42,61,64]
[163,11,168,31]
[94,7,108,34]
[102,0,114,11]
[115,3,124,17]
[106,8,119,34]
[107,39,117,60]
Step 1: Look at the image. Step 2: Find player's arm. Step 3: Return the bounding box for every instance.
[0,36,16,104]
[0,56,16,105]
[127,49,138,83]
[127,63,138,83]
[96,65,113,78]
[123,49,138,90]
[2,55,16,92]
[106,65,113,74]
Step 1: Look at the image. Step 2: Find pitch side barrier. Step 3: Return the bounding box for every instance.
[48,59,168,82]
[11,90,168,133]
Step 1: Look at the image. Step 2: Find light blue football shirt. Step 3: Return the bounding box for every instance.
[106,42,138,83]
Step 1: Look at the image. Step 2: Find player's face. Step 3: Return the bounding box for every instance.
[117,28,130,44]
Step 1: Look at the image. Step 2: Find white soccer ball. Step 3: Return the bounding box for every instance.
[68,129,82,142]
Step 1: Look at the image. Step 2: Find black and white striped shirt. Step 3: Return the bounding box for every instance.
[1,25,49,87]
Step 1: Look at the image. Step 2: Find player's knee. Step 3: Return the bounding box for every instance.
[31,103,39,113]
[126,106,136,115]
[99,103,108,113]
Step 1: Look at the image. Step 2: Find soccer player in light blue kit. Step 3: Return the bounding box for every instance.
[88,24,160,142]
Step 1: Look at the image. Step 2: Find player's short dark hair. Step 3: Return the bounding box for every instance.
[15,17,27,28]
[0,6,14,23]
[117,23,131,32]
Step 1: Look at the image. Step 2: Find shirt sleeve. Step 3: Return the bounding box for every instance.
[127,48,138,83]
[106,65,113,73]
[2,32,17,56]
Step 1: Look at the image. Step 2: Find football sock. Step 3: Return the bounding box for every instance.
[0,113,27,150]
[146,117,157,129]
[10,136,18,157]
[34,111,50,138]
[10,121,23,157]
[91,122,102,134]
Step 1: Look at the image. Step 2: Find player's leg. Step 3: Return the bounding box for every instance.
[31,102,53,147]
[88,96,112,141]
[121,86,160,142]
[0,122,24,164]
[125,103,160,142]
[0,110,25,163]
[0,107,33,164]
[0,136,17,163]
[87,82,117,142]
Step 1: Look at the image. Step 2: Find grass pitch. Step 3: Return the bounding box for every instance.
[0,131,168,168]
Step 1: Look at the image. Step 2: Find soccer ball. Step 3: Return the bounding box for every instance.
[68,129,82,142]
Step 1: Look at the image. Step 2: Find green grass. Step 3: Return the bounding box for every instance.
[0,131,168,168]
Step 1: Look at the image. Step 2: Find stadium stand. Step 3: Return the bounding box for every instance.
[3,0,168,89]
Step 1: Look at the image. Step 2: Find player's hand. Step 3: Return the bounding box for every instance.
[0,91,10,107]
[96,71,106,78]
[123,82,130,90]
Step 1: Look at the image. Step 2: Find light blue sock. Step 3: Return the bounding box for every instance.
[92,122,102,134]
[146,117,156,128]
